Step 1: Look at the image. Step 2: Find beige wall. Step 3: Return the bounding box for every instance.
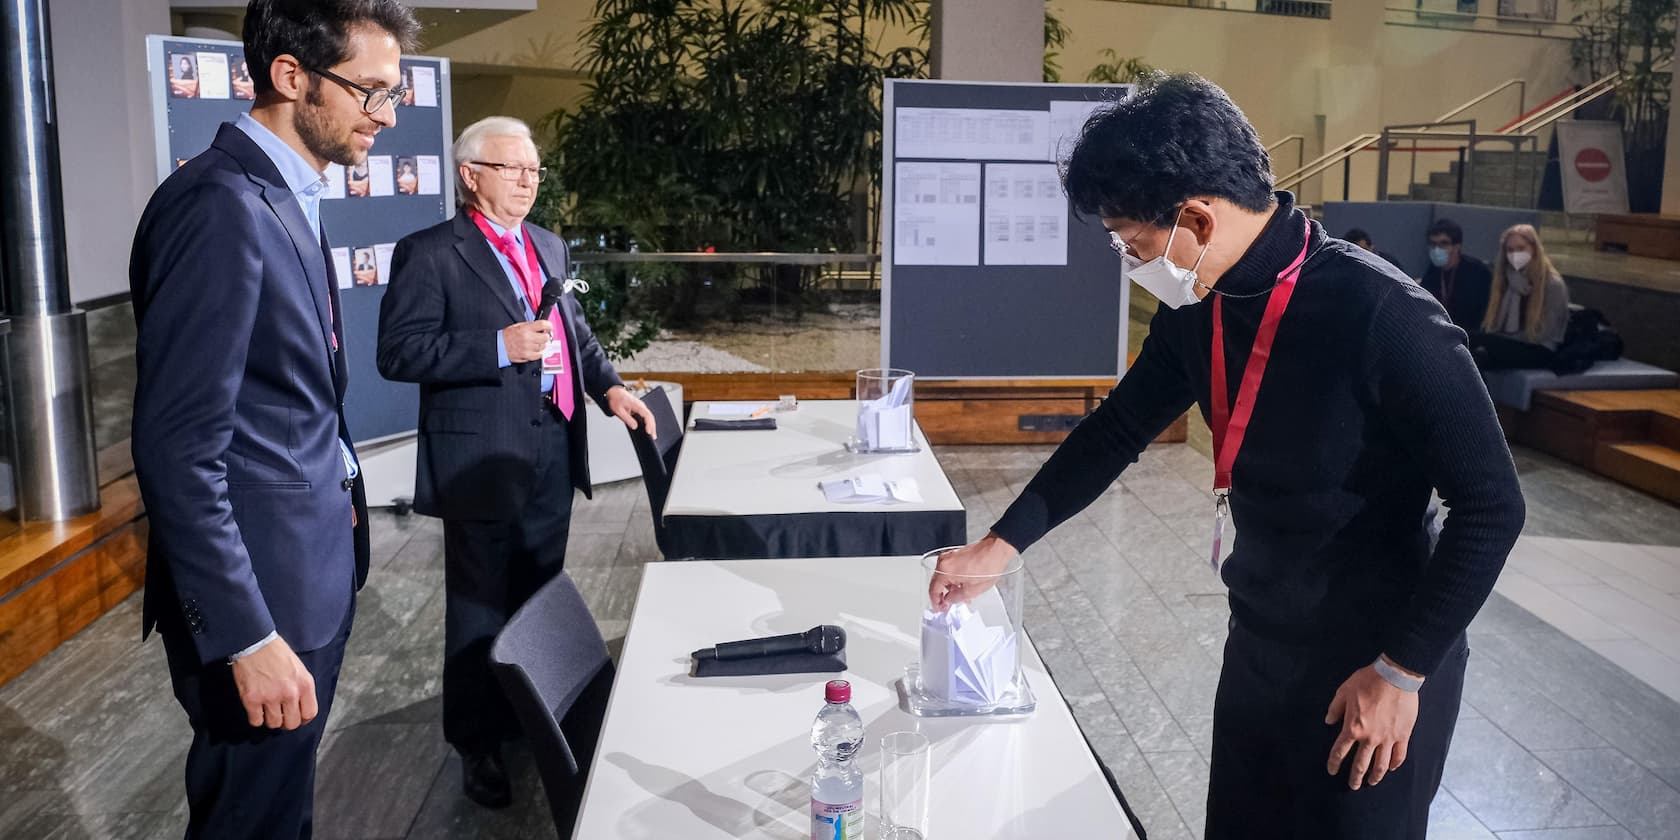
[49,0,173,303]
[430,1,1575,204]
[1049,1,1572,203]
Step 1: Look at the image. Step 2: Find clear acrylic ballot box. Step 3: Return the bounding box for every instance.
[905,547,1036,718]
[850,368,917,454]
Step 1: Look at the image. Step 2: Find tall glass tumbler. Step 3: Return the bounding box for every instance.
[879,731,930,840]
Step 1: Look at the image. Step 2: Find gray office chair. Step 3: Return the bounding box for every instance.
[489,572,615,838]
[627,385,684,558]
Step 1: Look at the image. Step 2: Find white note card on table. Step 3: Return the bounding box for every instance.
[819,475,922,504]
[706,402,769,417]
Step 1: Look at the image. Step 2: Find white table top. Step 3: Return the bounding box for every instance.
[664,400,964,518]
[572,556,1138,839]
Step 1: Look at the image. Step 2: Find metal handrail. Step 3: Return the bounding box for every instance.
[1430,78,1525,128]
[1276,133,1380,194]
[1266,135,1305,174]
[1504,60,1671,138]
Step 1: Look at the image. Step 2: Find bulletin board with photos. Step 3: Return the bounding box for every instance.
[146,35,453,444]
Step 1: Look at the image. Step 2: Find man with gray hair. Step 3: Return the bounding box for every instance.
[377,115,654,808]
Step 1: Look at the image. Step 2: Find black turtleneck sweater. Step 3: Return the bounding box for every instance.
[993,194,1524,677]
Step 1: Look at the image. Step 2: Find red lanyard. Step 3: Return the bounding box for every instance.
[1210,218,1312,494]
[468,209,543,313]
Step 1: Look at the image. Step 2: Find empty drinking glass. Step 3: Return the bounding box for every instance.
[879,731,930,839]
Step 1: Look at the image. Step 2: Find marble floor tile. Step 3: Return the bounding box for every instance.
[1429,788,1499,840]
[1493,828,1638,839]
[1461,652,1609,752]
[1442,720,1615,832]
[1535,748,1680,840]
[1493,571,1632,642]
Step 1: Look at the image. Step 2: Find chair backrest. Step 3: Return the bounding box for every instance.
[489,572,614,836]
[628,385,684,557]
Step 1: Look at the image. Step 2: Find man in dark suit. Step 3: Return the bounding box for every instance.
[377,116,656,808]
[128,3,418,837]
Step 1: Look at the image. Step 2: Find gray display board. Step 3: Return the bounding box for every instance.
[145,35,452,444]
[882,80,1133,379]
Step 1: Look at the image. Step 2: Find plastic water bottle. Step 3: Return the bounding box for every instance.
[810,679,864,840]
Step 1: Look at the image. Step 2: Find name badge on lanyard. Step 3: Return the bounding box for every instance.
[1207,218,1311,574]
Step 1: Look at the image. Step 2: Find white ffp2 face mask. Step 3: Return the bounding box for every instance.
[1507,250,1532,271]
[1119,210,1212,309]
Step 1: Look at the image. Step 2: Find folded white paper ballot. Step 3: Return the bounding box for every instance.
[855,375,914,450]
[921,589,1020,706]
[818,475,922,504]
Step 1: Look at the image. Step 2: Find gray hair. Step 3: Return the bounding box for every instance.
[452,116,536,203]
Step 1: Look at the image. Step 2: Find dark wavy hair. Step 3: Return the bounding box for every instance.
[244,0,421,99]
[1062,73,1275,226]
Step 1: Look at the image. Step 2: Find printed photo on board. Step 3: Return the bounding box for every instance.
[168,53,198,98]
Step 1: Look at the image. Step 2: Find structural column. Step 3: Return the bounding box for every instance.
[1,0,100,520]
[929,0,1040,83]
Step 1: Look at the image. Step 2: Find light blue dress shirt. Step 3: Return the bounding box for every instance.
[484,217,556,392]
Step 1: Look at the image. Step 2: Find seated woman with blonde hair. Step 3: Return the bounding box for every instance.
[1470,224,1570,370]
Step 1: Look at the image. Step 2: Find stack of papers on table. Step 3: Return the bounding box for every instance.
[920,589,1020,706]
[818,475,922,504]
[855,376,914,450]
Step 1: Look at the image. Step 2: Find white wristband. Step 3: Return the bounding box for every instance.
[1372,656,1424,692]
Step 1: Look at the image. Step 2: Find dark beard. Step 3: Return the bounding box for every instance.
[295,81,362,167]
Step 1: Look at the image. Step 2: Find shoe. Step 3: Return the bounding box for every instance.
[461,747,513,809]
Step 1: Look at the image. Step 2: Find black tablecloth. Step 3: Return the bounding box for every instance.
[663,509,966,560]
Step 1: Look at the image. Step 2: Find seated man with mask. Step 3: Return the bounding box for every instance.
[1419,218,1493,328]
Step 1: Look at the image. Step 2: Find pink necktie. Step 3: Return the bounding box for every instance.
[494,230,574,420]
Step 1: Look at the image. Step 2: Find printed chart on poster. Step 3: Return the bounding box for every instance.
[147,35,452,444]
[883,80,1134,379]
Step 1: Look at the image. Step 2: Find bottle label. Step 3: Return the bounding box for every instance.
[811,797,863,840]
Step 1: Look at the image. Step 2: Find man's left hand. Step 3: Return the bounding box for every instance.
[606,386,656,439]
[1325,658,1421,790]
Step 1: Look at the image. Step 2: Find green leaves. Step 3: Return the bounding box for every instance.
[527,0,929,350]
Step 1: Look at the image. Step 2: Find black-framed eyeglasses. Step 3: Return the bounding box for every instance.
[310,66,407,115]
[469,160,547,183]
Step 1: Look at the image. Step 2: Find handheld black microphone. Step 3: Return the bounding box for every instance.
[692,625,846,661]
[535,277,565,322]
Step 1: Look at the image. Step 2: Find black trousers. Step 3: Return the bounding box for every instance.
[442,411,574,753]
[1205,621,1469,840]
[1470,333,1556,371]
[161,599,354,840]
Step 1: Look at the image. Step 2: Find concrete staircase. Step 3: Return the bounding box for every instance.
[1395,148,1551,208]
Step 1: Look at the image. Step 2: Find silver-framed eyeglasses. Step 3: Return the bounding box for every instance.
[311,66,407,115]
[1108,228,1147,272]
[469,161,547,183]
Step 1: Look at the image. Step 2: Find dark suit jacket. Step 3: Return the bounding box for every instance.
[129,123,369,665]
[376,212,623,521]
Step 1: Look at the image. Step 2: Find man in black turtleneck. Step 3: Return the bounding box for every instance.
[929,75,1524,839]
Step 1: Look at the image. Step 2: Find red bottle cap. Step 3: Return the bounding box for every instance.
[825,680,851,703]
